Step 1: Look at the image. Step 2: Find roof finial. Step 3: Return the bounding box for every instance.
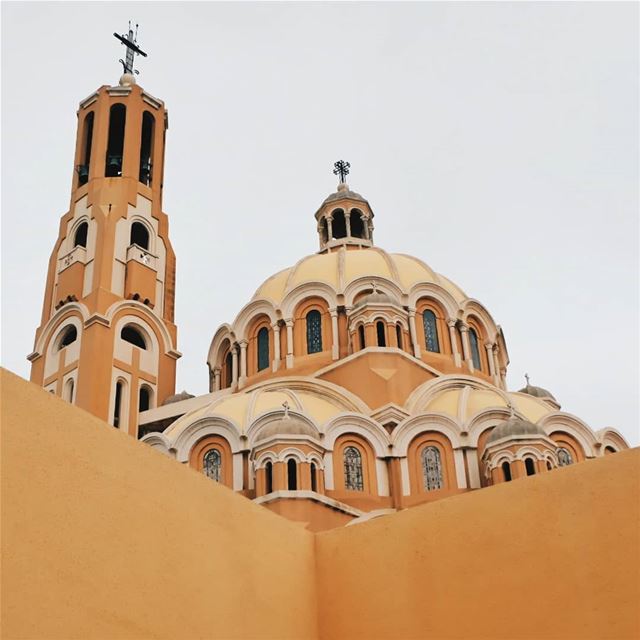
[371,281,378,294]
[525,372,530,386]
[282,400,290,419]
[333,160,350,185]
[114,21,148,77]
[506,399,516,417]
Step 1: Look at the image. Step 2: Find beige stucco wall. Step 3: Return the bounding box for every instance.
[316,446,640,640]
[2,368,638,640]
[1,369,318,640]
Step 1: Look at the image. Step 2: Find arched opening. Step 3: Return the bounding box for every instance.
[310,462,317,492]
[306,309,322,354]
[358,324,366,350]
[105,104,126,177]
[423,309,440,352]
[546,460,553,471]
[64,378,74,403]
[525,458,536,476]
[73,222,88,248]
[469,327,482,370]
[203,449,222,482]
[421,446,444,491]
[557,447,573,466]
[130,222,150,250]
[139,111,155,185]
[501,461,512,482]
[225,351,233,388]
[343,446,364,491]
[257,327,270,372]
[604,446,617,455]
[287,459,297,490]
[396,323,403,350]
[376,320,386,347]
[121,325,146,349]
[58,325,77,349]
[349,210,364,238]
[113,381,123,428]
[78,111,94,186]
[332,210,347,239]
[265,461,273,494]
[139,385,151,412]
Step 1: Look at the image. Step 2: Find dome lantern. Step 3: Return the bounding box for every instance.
[315,161,375,253]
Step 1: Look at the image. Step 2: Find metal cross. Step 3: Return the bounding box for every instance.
[333,160,351,184]
[113,21,148,76]
[282,401,290,419]
[525,373,530,386]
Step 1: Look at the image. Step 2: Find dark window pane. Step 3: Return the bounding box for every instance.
[423,310,440,353]
[306,310,322,354]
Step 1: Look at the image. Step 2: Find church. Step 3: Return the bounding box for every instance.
[26,28,631,533]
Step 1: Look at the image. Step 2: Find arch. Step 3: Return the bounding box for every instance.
[358,324,366,350]
[64,378,75,403]
[405,430,458,496]
[343,276,406,308]
[422,308,440,353]
[324,415,390,458]
[139,111,155,185]
[540,413,598,457]
[57,324,78,350]
[524,457,536,476]
[170,417,243,462]
[78,111,94,186]
[120,324,147,349]
[468,326,482,371]
[306,309,323,354]
[257,327,269,372]
[548,430,586,463]
[265,461,274,493]
[189,434,234,488]
[139,384,152,412]
[232,300,278,343]
[376,320,386,347]
[203,448,222,482]
[73,221,88,248]
[557,447,574,466]
[130,221,150,250]
[408,283,459,321]
[105,103,126,177]
[310,462,318,491]
[501,461,512,482]
[395,323,403,350]
[112,378,126,429]
[331,209,347,239]
[224,349,233,389]
[461,300,499,342]
[287,458,298,490]
[391,414,463,456]
[349,209,365,238]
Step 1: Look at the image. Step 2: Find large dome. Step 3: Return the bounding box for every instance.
[252,246,467,305]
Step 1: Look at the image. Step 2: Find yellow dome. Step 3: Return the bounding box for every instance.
[253,246,467,305]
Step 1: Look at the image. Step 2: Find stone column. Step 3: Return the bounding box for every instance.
[345,211,352,237]
[485,341,496,377]
[492,346,501,386]
[213,367,221,392]
[239,340,248,386]
[362,216,370,239]
[459,323,472,371]
[272,322,281,372]
[285,319,294,369]
[231,346,238,386]
[408,308,421,358]
[330,308,339,360]
[326,216,333,241]
[447,319,461,367]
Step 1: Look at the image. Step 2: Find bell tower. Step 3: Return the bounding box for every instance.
[28,25,180,437]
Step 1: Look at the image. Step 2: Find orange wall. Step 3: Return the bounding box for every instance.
[316,447,640,640]
[1,369,318,640]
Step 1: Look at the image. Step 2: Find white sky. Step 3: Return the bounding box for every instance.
[1,2,638,446]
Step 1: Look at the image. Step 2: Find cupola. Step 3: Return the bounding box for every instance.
[518,374,558,407]
[315,161,374,252]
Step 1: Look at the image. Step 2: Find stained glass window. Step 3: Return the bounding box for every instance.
[421,446,443,491]
[469,327,482,370]
[306,310,322,354]
[257,327,269,371]
[423,310,440,352]
[203,449,222,482]
[557,447,573,467]
[344,446,364,491]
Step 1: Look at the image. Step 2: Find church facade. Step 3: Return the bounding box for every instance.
[29,55,630,531]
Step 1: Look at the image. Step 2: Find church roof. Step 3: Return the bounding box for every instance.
[252,246,467,306]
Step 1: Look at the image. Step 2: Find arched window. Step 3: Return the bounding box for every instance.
[225,351,233,388]
[130,222,150,250]
[105,104,126,177]
[525,458,536,476]
[311,462,317,492]
[469,327,482,370]
[121,325,146,349]
[265,461,273,494]
[139,386,151,412]
[604,446,617,455]
[332,210,347,238]
[287,459,297,490]
[396,323,403,350]
[257,327,269,371]
[203,449,222,482]
[421,446,444,491]
[501,461,512,482]
[58,325,77,349]
[73,222,88,248]
[306,310,322,354]
[139,111,155,185]
[78,112,94,186]
[546,460,553,471]
[64,378,74,403]
[557,447,573,467]
[113,381,123,428]
[376,321,386,347]
[423,309,440,353]
[344,446,364,491]
[358,325,366,350]
[350,210,364,238]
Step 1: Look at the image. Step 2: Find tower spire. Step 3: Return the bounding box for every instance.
[114,21,147,77]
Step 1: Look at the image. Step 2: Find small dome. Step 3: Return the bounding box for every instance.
[518,383,556,402]
[487,416,547,445]
[163,390,195,405]
[258,417,319,440]
[353,291,397,309]
[321,182,369,207]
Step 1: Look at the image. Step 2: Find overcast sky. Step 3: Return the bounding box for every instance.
[2,2,638,445]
